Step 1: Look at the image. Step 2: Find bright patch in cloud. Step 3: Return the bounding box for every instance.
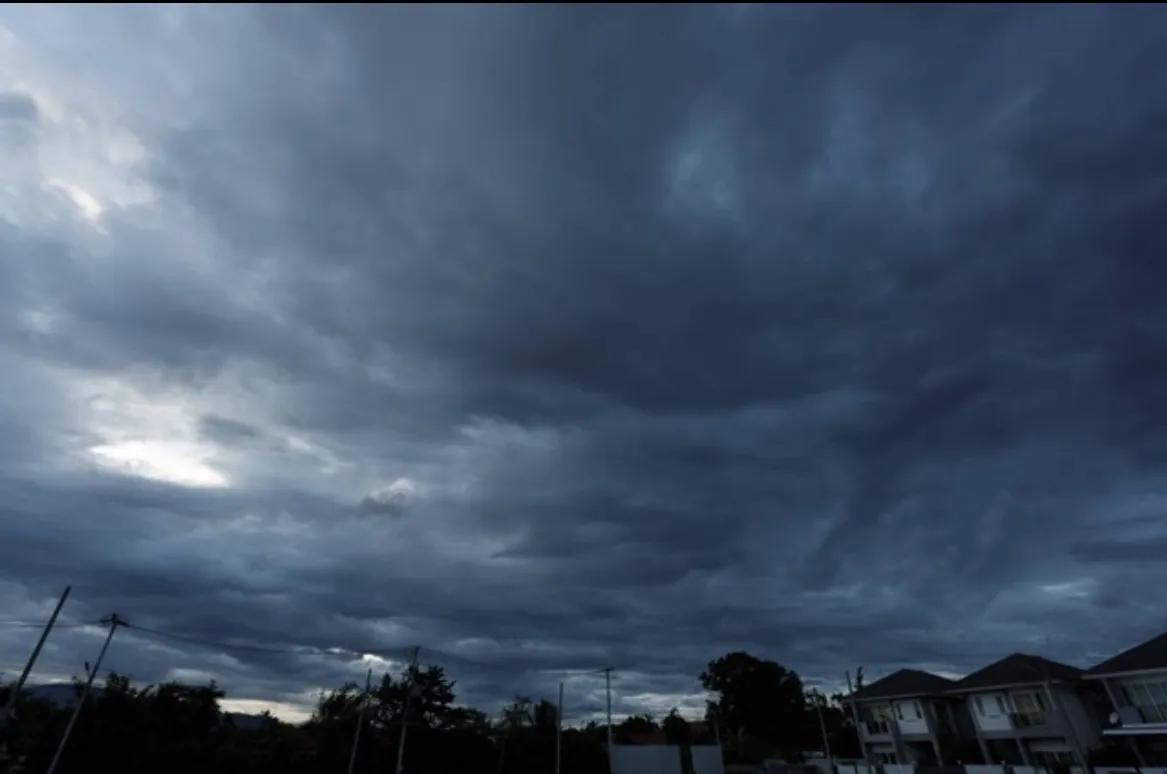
[47,178,103,221]
[1039,579,1095,599]
[90,440,228,488]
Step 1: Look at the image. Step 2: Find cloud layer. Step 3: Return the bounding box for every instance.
[2,5,1167,720]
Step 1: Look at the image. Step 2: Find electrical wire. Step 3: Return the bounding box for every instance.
[2,605,610,681]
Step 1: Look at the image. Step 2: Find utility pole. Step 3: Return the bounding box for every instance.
[395,646,420,774]
[604,668,614,746]
[2,586,70,725]
[604,667,614,774]
[846,670,868,767]
[555,681,563,774]
[47,614,124,774]
[812,690,833,767]
[346,668,373,774]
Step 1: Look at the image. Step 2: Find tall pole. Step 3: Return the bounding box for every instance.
[604,668,614,748]
[846,671,868,766]
[813,690,833,767]
[47,614,123,774]
[555,681,563,774]
[346,668,373,774]
[605,668,614,774]
[395,646,420,774]
[2,586,70,722]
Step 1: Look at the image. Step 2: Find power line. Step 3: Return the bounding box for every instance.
[1,596,619,685]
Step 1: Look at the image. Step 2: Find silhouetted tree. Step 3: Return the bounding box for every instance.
[663,708,692,746]
[702,651,806,761]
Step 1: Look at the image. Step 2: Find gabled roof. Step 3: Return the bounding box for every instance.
[850,669,956,701]
[949,653,1081,693]
[1087,631,1167,676]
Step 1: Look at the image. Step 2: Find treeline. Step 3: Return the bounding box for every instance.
[0,652,859,773]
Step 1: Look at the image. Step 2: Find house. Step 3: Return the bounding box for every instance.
[948,653,1101,768]
[1085,630,1167,766]
[846,668,968,765]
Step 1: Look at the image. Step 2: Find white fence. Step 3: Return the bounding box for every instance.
[835,764,878,774]
[964,767,1005,774]
[692,745,727,774]
[610,745,682,774]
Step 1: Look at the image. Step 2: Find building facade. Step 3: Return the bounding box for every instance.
[948,653,1102,769]
[1086,630,1167,766]
[848,669,970,765]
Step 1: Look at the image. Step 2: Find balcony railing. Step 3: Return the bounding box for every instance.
[1117,705,1167,725]
[864,720,892,736]
[1117,706,1145,725]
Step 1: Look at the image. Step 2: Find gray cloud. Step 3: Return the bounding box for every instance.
[1,5,1167,720]
[0,90,37,122]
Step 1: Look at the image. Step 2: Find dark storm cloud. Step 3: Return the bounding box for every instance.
[2,4,1167,719]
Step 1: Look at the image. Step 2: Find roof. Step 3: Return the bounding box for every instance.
[850,669,956,701]
[1087,631,1167,676]
[949,653,1081,692]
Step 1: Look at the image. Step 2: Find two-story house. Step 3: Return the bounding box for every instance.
[847,668,967,765]
[948,653,1100,769]
[1085,630,1167,766]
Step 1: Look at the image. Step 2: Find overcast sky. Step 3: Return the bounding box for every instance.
[2,5,1167,723]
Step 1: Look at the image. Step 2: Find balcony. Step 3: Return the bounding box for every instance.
[1117,706,1146,726]
[864,720,892,736]
[1116,705,1167,725]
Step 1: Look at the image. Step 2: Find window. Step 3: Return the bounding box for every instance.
[1010,690,1048,726]
[893,700,923,721]
[976,694,1006,718]
[1122,680,1167,723]
[1012,690,1048,713]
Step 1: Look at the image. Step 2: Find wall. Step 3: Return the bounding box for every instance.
[610,745,682,774]
[1051,682,1102,750]
[691,745,726,774]
[963,766,1005,774]
[834,764,877,774]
